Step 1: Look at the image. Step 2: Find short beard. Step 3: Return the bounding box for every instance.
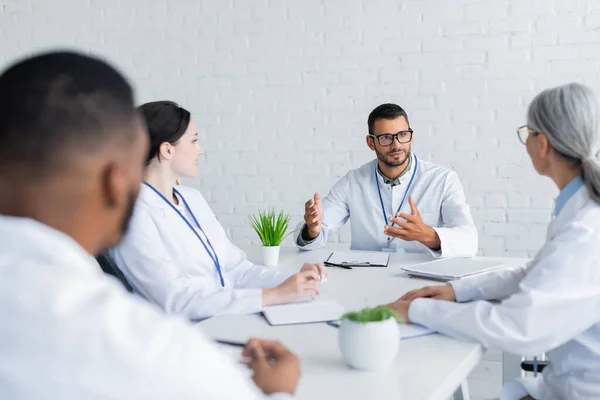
[376,148,411,168]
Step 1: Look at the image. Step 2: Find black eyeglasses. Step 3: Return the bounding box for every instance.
[517,125,540,145]
[369,129,413,146]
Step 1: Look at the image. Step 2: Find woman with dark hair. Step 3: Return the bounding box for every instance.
[112,101,327,319]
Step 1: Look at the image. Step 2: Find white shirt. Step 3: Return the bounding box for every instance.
[0,215,287,399]
[296,153,478,258]
[409,184,600,400]
[112,184,292,320]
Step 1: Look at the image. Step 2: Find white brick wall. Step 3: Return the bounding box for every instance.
[3,0,600,257]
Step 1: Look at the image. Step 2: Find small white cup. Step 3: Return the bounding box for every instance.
[339,317,400,371]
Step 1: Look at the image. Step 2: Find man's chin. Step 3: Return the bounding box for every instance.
[384,156,407,167]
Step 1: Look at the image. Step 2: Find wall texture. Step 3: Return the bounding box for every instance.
[3,0,600,256]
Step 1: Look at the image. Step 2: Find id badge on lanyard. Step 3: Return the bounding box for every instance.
[375,156,419,252]
[143,182,226,287]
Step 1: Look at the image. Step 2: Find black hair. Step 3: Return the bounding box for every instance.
[0,51,136,169]
[367,103,410,135]
[138,101,191,164]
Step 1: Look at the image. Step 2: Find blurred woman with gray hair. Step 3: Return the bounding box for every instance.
[386,82,600,400]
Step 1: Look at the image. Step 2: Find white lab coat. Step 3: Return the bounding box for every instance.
[0,215,289,399]
[112,185,292,320]
[409,185,600,400]
[296,153,478,258]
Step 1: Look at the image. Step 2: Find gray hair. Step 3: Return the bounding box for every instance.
[527,83,600,204]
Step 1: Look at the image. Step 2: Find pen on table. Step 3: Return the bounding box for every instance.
[324,263,352,270]
[215,339,247,348]
[326,320,341,328]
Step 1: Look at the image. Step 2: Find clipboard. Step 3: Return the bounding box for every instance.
[324,251,390,269]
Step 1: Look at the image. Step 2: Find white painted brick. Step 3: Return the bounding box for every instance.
[559,30,600,45]
[488,48,531,64]
[464,2,509,21]
[401,52,452,69]
[401,23,444,39]
[553,1,587,14]
[453,50,486,65]
[451,109,495,124]
[478,236,506,255]
[312,152,352,164]
[536,15,581,31]
[459,65,505,80]
[419,81,443,95]
[472,209,507,223]
[510,34,532,48]
[584,11,600,28]
[224,164,258,176]
[422,38,463,53]
[507,210,551,224]
[550,59,600,76]
[412,109,452,123]
[484,193,508,208]
[506,235,545,251]
[532,32,557,46]
[509,194,531,208]
[210,188,231,203]
[479,93,521,107]
[443,22,487,37]
[465,35,509,51]
[531,194,555,210]
[380,38,422,55]
[511,1,554,16]
[231,176,272,190]
[489,19,532,34]
[338,69,379,85]
[454,136,498,151]
[484,222,528,236]
[533,46,579,62]
[410,1,465,23]
[379,68,419,83]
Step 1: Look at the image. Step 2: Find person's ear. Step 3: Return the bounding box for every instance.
[158,142,173,160]
[366,135,376,151]
[537,133,551,160]
[100,162,127,211]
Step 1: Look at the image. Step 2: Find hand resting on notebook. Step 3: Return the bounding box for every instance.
[262,263,328,306]
[385,284,457,323]
[400,284,456,302]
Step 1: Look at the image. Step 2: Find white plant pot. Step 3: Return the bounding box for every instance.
[339,317,400,371]
[261,245,280,267]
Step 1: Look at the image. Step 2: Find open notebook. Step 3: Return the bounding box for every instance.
[262,295,346,326]
[402,257,505,281]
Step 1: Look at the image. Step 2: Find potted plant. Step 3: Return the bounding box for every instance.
[338,306,401,371]
[249,209,295,266]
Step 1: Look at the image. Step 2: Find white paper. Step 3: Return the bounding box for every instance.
[326,251,390,266]
[263,295,346,326]
[398,323,436,340]
[402,257,504,280]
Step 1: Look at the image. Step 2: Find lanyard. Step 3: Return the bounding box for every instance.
[375,155,419,246]
[143,182,225,287]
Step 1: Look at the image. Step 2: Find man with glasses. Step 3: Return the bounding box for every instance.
[295,103,478,258]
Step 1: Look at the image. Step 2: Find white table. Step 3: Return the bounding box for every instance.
[199,248,526,400]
